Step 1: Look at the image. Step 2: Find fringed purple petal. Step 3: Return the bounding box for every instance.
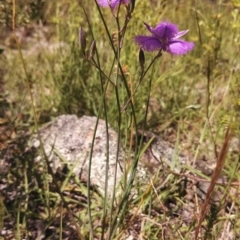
[97,0,114,7]
[97,0,130,8]
[166,40,194,55]
[153,22,179,39]
[134,35,162,52]
[174,30,189,39]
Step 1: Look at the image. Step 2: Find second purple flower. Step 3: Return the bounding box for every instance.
[97,0,130,9]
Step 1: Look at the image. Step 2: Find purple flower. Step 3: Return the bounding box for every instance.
[97,0,130,8]
[134,22,194,55]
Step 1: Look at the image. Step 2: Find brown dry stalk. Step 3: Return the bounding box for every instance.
[194,127,232,239]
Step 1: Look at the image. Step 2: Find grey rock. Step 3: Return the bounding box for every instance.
[29,114,186,195]
[30,115,125,195]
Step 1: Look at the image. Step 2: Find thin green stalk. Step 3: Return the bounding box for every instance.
[16,202,21,240]
[78,3,111,239]
[59,202,63,240]
[23,161,29,230]
[143,60,155,138]
[109,53,160,239]
[107,14,123,240]
[85,2,139,238]
[93,0,138,134]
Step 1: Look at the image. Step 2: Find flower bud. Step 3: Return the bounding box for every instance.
[139,49,145,70]
[79,27,86,56]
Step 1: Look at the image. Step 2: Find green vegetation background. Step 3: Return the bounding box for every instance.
[0,0,240,239]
